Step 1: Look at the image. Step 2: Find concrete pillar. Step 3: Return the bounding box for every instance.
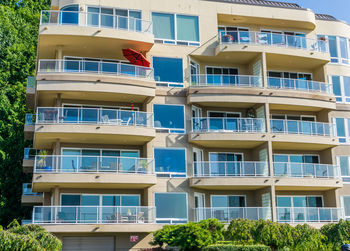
[53,186,60,205]
[261,52,268,88]
[56,93,62,107]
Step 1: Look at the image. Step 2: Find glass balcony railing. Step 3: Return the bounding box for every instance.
[193,161,269,177]
[24,148,38,160]
[192,117,266,133]
[268,77,332,94]
[219,31,328,53]
[22,183,42,196]
[36,107,154,128]
[26,76,36,92]
[34,155,154,174]
[25,114,35,125]
[37,60,154,80]
[190,74,263,87]
[277,207,343,223]
[21,220,33,225]
[270,119,334,137]
[194,207,272,222]
[40,10,153,34]
[274,163,340,179]
[33,206,156,224]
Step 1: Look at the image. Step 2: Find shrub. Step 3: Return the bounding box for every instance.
[321,220,350,250]
[204,244,271,251]
[292,224,328,250]
[226,219,256,244]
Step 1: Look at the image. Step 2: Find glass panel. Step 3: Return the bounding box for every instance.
[336,118,346,137]
[121,195,140,206]
[62,107,79,123]
[176,15,199,42]
[153,57,183,83]
[119,151,138,173]
[344,196,350,216]
[340,37,349,63]
[293,197,307,207]
[129,11,142,31]
[60,5,79,25]
[212,196,227,207]
[102,195,120,206]
[61,149,80,172]
[154,148,186,174]
[328,36,338,62]
[332,76,342,97]
[340,156,350,177]
[228,196,245,207]
[154,104,184,130]
[155,193,187,220]
[277,197,291,207]
[308,197,323,207]
[344,77,350,98]
[87,7,99,26]
[81,195,99,206]
[152,13,175,40]
[61,195,80,205]
[101,8,113,28]
[81,108,98,123]
[274,155,288,162]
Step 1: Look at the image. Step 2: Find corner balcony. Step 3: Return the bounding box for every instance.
[277,207,343,224]
[21,183,43,205]
[194,207,272,223]
[189,117,267,148]
[32,155,156,190]
[36,60,155,103]
[270,119,338,150]
[38,11,154,59]
[216,32,330,69]
[32,206,160,233]
[33,107,155,149]
[190,161,271,190]
[24,114,35,140]
[273,163,342,190]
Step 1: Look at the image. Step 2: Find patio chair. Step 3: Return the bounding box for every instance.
[137,212,145,223]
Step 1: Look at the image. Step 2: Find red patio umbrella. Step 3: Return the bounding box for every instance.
[122,48,150,67]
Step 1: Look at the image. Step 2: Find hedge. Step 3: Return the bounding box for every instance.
[204,244,271,251]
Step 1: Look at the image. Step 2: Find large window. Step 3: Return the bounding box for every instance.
[155,193,188,223]
[153,104,185,133]
[335,118,350,144]
[319,35,350,64]
[211,195,246,207]
[330,75,350,103]
[154,148,186,177]
[61,194,140,206]
[152,13,199,46]
[60,5,79,25]
[153,57,183,86]
[342,196,350,220]
[338,156,350,178]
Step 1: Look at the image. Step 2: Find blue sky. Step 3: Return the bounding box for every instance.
[276,0,350,24]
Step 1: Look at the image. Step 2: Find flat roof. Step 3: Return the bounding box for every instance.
[204,0,304,10]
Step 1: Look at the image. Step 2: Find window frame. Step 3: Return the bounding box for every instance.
[153,147,187,177]
[276,195,324,208]
[330,75,350,104]
[154,192,188,223]
[210,195,247,208]
[337,156,350,179]
[319,35,350,65]
[273,153,320,163]
[341,196,350,219]
[152,56,184,87]
[334,117,350,144]
[151,11,200,46]
[60,193,141,206]
[153,104,186,133]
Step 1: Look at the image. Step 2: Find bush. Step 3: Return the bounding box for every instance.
[321,220,350,250]
[204,244,271,251]
[225,219,256,245]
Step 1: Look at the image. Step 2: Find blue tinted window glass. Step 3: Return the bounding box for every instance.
[153,57,183,83]
[277,197,291,207]
[176,15,199,42]
[152,13,175,40]
[329,36,338,59]
[81,195,99,206]
[121,195,140,206]
[154,104,184,130]
[340,157,350,177]
[336,118,346,137]
[154,148,186,174]
[155,193,187,219]
[60,5,79,24]
[273,155,288,162]
[61,195,80,205]
[344,77,350,97]
[102,196,121,206]
[332,76,342,96]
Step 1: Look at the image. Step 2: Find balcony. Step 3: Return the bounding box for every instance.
[22,183,43,204]
[38,11,154,59]
[32,155,156,190]
[190,74,263,88]
[33,107,155,148]
[270,119,338,150]
[216,32,330,68]
[36,59,155,103]
[190,161,270,189]
[189,117,267,148]
[277,207,343,223]
[24,114,35,140]
[26,76,36,109]
[194,207,272,222]
[23,148,37,173]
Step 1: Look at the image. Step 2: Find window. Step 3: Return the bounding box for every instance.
[153,104,185,133]
[260,30,306,48]
[208,152,243,176]
[342,196,350,219]
[152,13,199,46]
[319,35,350,64]
[335,118,350,144]
[155,193,188,223]
[60,5,79,25]
[153,57,183,86]
[328,36,339,63]
[338,156,350,177]
[268,71,312,90]
[154,148,186,177]
[330,75,350,103]
[218,26,250,44]
[205,67,239,85]
[277,196,323,207]
[61,194,140,206]
[211,195,246,207]
[273,154,320,177]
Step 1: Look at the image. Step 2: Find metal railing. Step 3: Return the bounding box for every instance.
[277,207,343,223]
[25,114,35,125]
[22,183,42,196]
[268,77,332,94]
[274,162,340,179]
[33,206,156,224]
[190,74,263,87]
[37,59,154,80]
[194,207,272,222]
[24,148,38,160]
[270,119,334,137]
[34,155,154,174]
[219,31,329,53]
[40,10,153,34]
[36,107,154,128]
[193,161,269,177]
[192,117,266,133]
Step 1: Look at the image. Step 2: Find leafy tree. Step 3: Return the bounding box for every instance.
[0,0,50,226]
[321,220,350,250]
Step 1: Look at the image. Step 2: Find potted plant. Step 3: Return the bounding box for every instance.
[37,150,52,172]
[138,159,149,174]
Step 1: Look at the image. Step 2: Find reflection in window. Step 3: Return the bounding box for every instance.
[60,5,79,25]
[155,193,187,223]
[153,57,183,85]
[338,156,350,177]
[154,148,186,177]
[153,104,185,133]
[335,118,350,144]
[331,75,350,103]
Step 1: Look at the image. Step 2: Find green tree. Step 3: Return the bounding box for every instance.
[0,0,50,226]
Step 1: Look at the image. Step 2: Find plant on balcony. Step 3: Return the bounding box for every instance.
[36,150,51,171]
[138,159,149,174]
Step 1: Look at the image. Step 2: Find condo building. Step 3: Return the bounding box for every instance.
[22,0,350,249]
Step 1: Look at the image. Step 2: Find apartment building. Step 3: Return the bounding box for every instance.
[22,0,350,250]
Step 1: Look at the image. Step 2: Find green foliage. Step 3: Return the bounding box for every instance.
[321,220,350,250]
[0,0,50,226]
[0,219,62,250]
[225,219,256,244]
[151,219,225,251]
[204,244,271,251]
